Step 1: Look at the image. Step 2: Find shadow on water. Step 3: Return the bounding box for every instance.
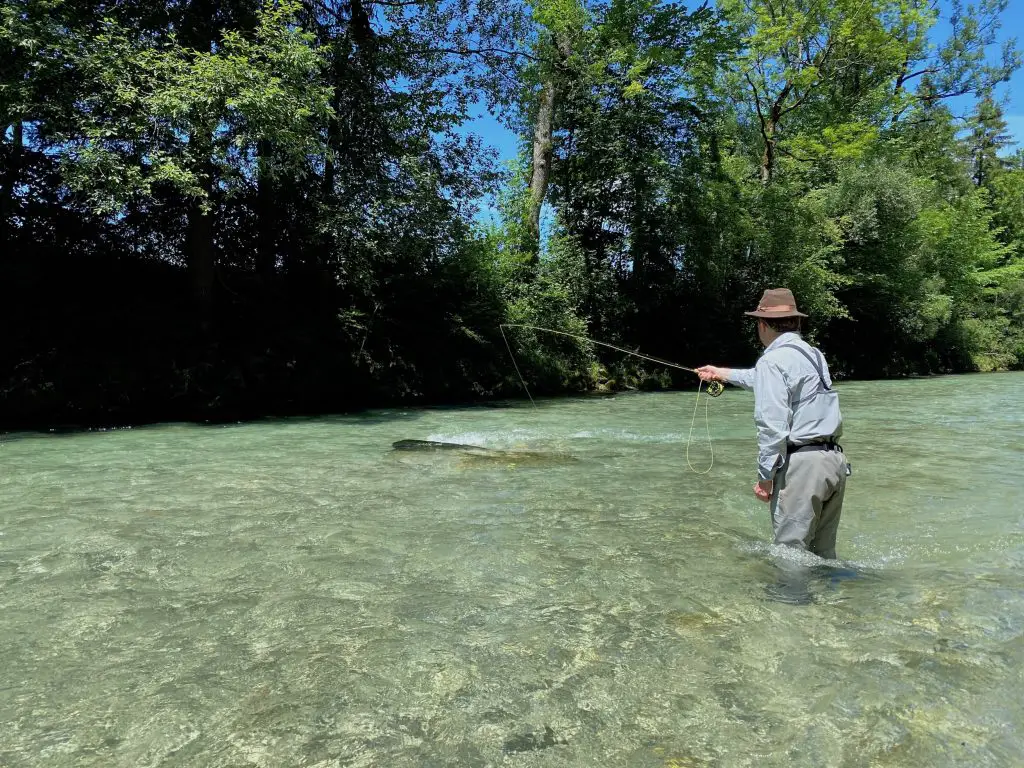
[388,438,580,467]
[1,388,625,440]
[391,438,481,451]
[1,407,431,440]
[753,554,883,606]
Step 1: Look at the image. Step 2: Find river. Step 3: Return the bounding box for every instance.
[1,373,1022,767]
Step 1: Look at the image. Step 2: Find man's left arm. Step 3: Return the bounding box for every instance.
[752,359,791,499]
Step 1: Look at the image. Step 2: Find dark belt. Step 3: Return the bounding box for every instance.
[787,439,842,454]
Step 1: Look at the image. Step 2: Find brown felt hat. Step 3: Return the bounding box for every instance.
[744,288,808,319]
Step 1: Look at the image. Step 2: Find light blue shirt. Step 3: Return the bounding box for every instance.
[727,332,843,481]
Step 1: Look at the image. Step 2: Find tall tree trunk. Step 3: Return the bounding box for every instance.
[256,139,277,278]
[525,33,572,259]
[319,41,351,277]
[186,138,216,320]
[348,0,374,49]
[750,77,789,185]
[760,120,776,184]
[761,97,785,184]
[323,42,347,201]
[526,80,556,258]
[180,8,218,322]
[186,200,215,315]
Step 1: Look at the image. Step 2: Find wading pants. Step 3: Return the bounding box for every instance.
[770,449,847,559]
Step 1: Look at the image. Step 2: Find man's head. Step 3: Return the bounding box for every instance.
[744,288,806,348]
[756,315,801,346]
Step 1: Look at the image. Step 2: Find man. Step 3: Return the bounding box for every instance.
[696,288,848,560]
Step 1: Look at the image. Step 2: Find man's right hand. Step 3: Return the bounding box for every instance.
[696,365,730,383]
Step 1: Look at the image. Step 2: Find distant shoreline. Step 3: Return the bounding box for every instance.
[4,369,1019,437]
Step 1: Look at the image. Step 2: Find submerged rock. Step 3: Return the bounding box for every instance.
[390,439,579,467]
[502,725,564,755]
[391,439,483,451]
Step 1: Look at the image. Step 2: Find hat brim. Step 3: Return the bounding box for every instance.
[744,309,808,319]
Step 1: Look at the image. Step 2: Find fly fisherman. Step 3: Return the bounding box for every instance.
[696,288,849,560]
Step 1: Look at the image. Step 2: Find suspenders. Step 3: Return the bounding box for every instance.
[777,343,831,392]
[776,341,849,475]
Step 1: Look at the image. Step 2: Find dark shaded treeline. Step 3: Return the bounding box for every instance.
[3,0,1023,430]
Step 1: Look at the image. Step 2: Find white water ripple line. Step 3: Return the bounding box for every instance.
[424,429,691,447]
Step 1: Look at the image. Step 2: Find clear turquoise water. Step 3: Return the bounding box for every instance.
[1,373,1022,767]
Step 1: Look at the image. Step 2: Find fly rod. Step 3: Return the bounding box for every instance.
[499,323,724,396]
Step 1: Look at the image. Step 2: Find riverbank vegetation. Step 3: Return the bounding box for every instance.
[3,0,1023,428]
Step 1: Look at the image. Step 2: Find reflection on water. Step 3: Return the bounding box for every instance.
[1,373,1022,766]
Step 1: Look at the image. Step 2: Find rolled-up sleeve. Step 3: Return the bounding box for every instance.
[727,368,755,391]
[753,359,791,481]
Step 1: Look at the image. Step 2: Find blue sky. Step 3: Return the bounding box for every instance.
[936,0,1024,149]
[463,0,1024,165]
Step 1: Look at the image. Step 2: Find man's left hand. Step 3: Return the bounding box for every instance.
[753,479,773,503]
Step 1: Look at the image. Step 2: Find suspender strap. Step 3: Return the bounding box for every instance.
[777,343,831,392]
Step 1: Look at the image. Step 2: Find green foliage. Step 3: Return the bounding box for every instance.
[475,177,597,394]
[2,0,1024,428]
[502,274,595,393]
[527,0,1024,379]
[989,166,1024,246]
[61,0,331,213]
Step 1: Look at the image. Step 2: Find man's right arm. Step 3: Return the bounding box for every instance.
[727,368,755,391]
[696,365,755,391]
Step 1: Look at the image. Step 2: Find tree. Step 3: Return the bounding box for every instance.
[719,0,906,183]
[523,0,586,258]
[968,92,1013,187]
[720,0,1019,185]
[3,0,1024,429]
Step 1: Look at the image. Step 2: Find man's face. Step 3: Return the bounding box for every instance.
[757,320,770,347]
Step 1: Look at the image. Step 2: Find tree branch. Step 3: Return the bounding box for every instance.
[745,71,770,143]
[899,66,940,86]
[403,46,542,63]
[770,80,793,120]
[777,145,814,163]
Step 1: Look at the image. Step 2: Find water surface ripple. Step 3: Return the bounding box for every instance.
[1,373,1022,766]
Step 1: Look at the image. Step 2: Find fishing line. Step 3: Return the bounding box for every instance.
[498,323,721,474]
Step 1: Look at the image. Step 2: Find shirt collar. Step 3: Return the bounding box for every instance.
[763,331,801,355]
